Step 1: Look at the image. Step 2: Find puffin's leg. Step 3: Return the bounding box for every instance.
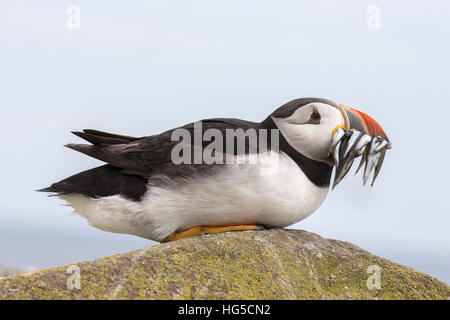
[161,225,264,242]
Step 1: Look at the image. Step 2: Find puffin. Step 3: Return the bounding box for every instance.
[39,98,391,242]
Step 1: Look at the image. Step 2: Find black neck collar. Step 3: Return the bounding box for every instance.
[261,117,333,188]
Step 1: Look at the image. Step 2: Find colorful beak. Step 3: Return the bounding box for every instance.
[338,103,390,143]
[329,103,392,189]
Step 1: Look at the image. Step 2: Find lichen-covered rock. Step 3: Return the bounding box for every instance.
[0,229,448,299]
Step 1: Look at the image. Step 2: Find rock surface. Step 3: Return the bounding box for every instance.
[0,229,448,299]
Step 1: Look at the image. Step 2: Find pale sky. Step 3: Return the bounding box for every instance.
[0,0,449,284]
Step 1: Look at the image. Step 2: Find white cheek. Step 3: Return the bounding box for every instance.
[285,125,330,160]
[272,106,345,162]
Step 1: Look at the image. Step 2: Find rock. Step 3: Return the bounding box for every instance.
[0,229,448,299]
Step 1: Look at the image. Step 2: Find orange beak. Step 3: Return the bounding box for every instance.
[338,103,390,145]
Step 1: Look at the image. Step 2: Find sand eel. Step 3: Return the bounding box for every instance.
[38,98,391,242]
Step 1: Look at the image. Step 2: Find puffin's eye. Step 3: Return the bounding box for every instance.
[309,111,321,122]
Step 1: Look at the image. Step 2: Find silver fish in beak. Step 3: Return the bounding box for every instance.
[331,103,391,189]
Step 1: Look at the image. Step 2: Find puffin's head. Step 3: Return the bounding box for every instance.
[271,98,391,188]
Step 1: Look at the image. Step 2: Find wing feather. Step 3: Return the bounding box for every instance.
[66,118,261,179]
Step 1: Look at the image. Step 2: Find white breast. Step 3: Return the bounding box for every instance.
[60,152,329,242]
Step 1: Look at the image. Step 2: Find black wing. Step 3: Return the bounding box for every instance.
[65,118,261,180]
[39,119,263,199]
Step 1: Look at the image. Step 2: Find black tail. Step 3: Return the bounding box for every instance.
[37,164,148,201]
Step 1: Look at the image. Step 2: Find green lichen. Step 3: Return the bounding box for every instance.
[0,229,448,300]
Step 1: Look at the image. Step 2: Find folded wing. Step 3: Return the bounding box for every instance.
[65,118,261,179]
